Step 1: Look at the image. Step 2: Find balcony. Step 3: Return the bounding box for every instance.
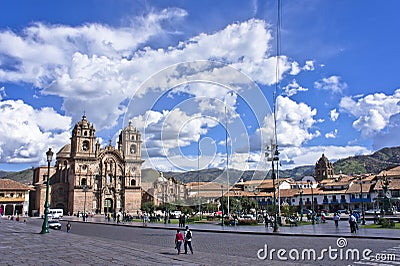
[350,198,371,203]
[340,199,347,203]
[331,200,339,204]
[0,196,25,203]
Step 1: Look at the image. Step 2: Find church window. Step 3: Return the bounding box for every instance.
[107,174,111,184]
[84,131,87,136]
[130,144,136,154]
[130,179,136,186]
[82,140,89,151]
[82,165,87,171]
[81,178,87,186]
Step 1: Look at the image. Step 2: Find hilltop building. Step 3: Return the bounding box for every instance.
[31,115,143,216]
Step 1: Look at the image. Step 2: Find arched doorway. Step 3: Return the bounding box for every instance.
[104,198,113,213]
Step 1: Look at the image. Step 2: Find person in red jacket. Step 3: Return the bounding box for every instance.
[175,229,184,254]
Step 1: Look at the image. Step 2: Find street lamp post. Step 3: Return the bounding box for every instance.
[308,180,315,225]
[83,185,89,222]
[266,143,279,232]
[359,176,366,225]
[299,190,303,222]
[221,185,224,226]
[40,148,53,234]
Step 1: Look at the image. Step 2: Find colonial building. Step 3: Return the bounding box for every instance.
[32,115,144,216]
[142,172,187,207]
[0,179,32,216]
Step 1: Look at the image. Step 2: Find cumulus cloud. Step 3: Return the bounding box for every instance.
[283,79,308,97]
[0,100,71,164]
[303,60,315,71]
[275,96,319,146]
[330,108,339,121]
[339,89,400,137]
[314,75,347,94]
[0,9,320,171]
[325,129,338,139]
[0,16,301,131]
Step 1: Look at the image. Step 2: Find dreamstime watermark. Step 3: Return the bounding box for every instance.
[257,237,396,262]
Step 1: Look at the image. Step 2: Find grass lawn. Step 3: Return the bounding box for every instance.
[362,223,400,229]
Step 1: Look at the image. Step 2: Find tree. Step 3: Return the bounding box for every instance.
[141,201,155,214]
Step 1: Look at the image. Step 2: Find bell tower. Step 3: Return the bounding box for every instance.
[118,120,143,186]
[70,114,96,159]
[315,153,334,181]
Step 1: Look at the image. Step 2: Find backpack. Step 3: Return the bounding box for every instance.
[186,230,192,239]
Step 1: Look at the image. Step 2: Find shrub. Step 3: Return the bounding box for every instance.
[378,217,395,228]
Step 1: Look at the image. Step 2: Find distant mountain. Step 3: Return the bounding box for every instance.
[0,170,8,178]
[1,168,34,185]
[3,146,400,185]
[333,146,400,175]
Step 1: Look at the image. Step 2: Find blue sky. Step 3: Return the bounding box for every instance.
[1,0,400,172]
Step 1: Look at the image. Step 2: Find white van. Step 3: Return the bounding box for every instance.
[49,209,63,219]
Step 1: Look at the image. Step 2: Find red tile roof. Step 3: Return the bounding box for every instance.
[0,179,32,191]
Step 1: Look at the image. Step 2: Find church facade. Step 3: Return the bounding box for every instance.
[32,115,143,216]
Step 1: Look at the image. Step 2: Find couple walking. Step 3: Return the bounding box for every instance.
[175,226,193,255]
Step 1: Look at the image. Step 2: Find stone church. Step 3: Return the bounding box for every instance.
[314,153,334,181]
[31,115,143,216]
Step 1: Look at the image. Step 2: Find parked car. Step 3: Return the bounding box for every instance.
[240,214,256,220]
[48,220,62,230]
[169,210,182,219]
[302,209,313,215]
[336,209,349,215]
[365,209,380,215]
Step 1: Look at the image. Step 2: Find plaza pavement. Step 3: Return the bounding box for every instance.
[0,215,399,265]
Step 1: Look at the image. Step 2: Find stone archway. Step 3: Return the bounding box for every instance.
[104,198,113,214]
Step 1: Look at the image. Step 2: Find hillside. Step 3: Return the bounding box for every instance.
[1,168,34,185]
[2,146,400,185]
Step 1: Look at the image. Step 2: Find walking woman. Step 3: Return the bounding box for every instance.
[175,229,184,255]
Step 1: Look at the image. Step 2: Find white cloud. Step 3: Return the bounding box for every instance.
[325,129,338,139]
[0,17,301,131]
[0,86,6,100]
[283,79,308,97]
[314,75,347,94]
[0,100,71,164]
[303,60,315,71]
[275,96,319,146]
[339,89,400,137]
[330,108,339,121]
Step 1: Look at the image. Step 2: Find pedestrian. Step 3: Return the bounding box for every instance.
[333,213,340,227]
[143,213,148,226]
[184,226,193,254]
[182,214,186,228]
[353,211,360,230]
[349,213,357,233]
[175,229,184,254]
[178,215,183,227]
[66,221,71,233]
[264,213,270,228]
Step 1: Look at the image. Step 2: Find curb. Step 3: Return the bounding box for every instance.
[62,219,400,241]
